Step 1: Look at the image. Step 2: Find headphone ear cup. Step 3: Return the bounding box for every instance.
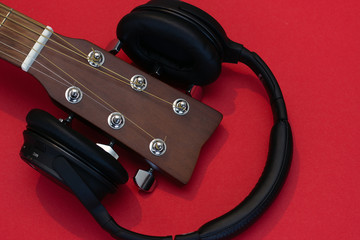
[117,3,223,88]
[23,109,128,186]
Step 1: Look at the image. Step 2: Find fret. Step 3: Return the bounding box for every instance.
[0,7,12,27]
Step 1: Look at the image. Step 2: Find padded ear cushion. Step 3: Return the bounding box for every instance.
[117,0,226,87]
[135,0,230,50]
[25,109,128,185]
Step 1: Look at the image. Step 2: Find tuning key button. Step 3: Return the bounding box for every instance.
[65,86,83,104]
[173,98,190,115]
[149,139,166,156]
[107,112,125,129]
[130,75,147,92]
[134,168,157,192]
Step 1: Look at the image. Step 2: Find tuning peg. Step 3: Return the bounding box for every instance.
[107,39,122,55]
[96,140,119,160]
[134,168,157,192]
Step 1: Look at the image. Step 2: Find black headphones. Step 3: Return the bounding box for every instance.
[20,0,293,239]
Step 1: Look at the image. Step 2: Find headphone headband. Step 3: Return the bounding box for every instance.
[237,46,288,122]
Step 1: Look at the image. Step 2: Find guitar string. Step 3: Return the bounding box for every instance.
[1,23,133,88]
[0,12,87,59]
[0,9,173,106]
[0,3,87,58]
[0,35,156,140]
[0,42,117,116]
[0,46,114,113]
[0,39,121,112]
[35,61,114,113]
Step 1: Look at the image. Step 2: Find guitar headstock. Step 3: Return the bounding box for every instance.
[26,33,222,184]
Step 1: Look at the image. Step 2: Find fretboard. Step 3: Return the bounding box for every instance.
[0,3,47,67]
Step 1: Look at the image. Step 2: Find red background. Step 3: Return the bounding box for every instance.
[1,0,359,239]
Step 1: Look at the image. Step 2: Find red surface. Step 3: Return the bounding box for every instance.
[0,0,359,239]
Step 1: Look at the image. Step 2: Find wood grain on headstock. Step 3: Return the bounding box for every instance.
[0,3,222,183]
[29,34,222,184]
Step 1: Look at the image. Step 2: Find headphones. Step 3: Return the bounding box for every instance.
[20,0,293,239]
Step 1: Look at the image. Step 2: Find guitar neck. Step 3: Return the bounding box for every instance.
[0,3,223,184]
[0,3,47,67]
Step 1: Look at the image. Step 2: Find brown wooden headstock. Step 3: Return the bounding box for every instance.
[26,33,222,184]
